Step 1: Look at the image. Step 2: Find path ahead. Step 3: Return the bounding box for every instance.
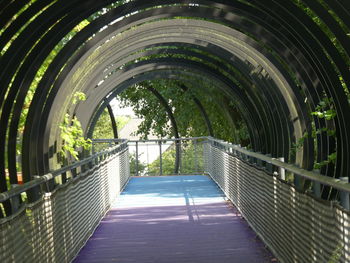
[74,175,275,263]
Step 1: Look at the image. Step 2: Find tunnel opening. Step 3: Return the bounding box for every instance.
[0,0,349,215]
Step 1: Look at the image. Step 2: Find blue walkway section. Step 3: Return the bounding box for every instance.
[115,175,226,208]
[74,175,276,263]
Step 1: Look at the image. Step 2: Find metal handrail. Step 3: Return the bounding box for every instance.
[2,136,349,203]
[0,140,128,203]
[207,137,350,194]
[127,137,208,143]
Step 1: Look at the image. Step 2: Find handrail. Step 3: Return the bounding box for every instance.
[0,140,128,203]
[207,137,350,194]
[2,136,349,203]
[92,137,208,143]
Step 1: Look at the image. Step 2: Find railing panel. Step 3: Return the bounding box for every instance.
[2,137,350,263]
[125,138,206,176]
[0,146,130,263]
[206,142,350,263]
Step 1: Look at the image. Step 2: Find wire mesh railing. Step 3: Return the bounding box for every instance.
[1,137,350,262]
[0,141,130,263]
[204,137,350,263]
[92,137,207,177]
[127,138,206,176]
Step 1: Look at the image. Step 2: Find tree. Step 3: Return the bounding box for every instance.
[117,78,249,145]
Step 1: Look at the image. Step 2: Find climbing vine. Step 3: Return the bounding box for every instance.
[59,92,91,161]
[291,95,337,170]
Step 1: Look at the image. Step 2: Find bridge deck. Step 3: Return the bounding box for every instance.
[74,175,275,263]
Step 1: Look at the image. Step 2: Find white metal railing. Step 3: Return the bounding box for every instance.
[0,141,130,263]
[92,137,207,177]
[2,137,350,263]
[204,137,350,263]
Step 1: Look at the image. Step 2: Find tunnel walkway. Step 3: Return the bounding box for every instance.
[73,175,275,263]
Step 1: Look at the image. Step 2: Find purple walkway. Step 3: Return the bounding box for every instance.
[74,176,276,263]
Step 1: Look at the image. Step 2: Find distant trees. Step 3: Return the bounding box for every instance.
[117,79,250,145]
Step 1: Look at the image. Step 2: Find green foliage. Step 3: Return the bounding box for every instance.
[59,114,91,160]
[291,96,337,169]
[148,145,177,175]
[292,0,350,104]
[314,152,337,170]
[59,92,91,161]
[311,97,336,121]
[14,19,91,168]
[328,242,344,263]
[92,108,131,139]
[72,91,87,104]
[129,153,147,176]
[118,78,249,144]
[148,142,204,175]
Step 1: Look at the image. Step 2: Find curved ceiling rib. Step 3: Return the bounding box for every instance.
[0,0,349,203]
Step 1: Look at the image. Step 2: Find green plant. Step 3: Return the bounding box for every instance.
[290,96,337,169]
[59,114,91,160]
[129,152,147,175]
[328,242,343,263]
[59,92,91,161]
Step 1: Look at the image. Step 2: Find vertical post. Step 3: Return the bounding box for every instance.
[256,153,263,167]
[278,157,285,180]
[179,139,182,174]
[174,140,180,174]
[312,169,321,198]
[294,174,303,190]
[135,142,139,176]
[340,177,349,210]
[194,140,198,173]
[159,140,162,176]
[10,185,21,214]
[265,154,273,173]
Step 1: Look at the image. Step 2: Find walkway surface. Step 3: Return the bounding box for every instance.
[74,175,276,263]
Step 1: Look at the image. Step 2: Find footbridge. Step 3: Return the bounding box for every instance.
[1,1,350,262]
[1,137,349,262]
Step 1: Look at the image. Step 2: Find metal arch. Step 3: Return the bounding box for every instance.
[326,1,350,30]
[85,71,237,145]
[80,44,277,151]
[6,5,96,185]
[77,57,262,151]
[178,84,214,137]
[70,4,306,159]
[302,0,350,60]
[63,17,296,158]
[0,0,86,203]
[248,0,350,187]
[86,47,284,156]
[0,0,53,52]
[0,0,117,198]
[144,85,181,174]
[74,48,288,156]
[105,100,118,139]
[0,0,348,204]
[0,3,278,196]
[5,0,118,182]
[203,0,340,174]
[20,1,173,179]
[0,0,28,30]
[15,2,300,180]
[85,69,245,141]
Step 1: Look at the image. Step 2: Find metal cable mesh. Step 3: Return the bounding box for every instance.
[0,148,130,263]
[204,143,350,263]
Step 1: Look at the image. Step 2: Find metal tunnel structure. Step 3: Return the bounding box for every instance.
[1,0,350,215]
